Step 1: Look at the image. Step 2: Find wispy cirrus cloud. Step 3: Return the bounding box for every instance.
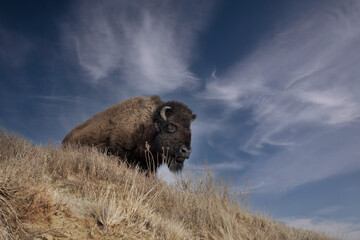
[62,0,213,95]
[200,0,360,191]
[280,216,360,240]
[158,159,246,187]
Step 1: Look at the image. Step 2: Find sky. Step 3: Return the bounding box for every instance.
[1,0,360,238]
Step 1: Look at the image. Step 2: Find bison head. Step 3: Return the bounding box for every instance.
[152,101,197,172]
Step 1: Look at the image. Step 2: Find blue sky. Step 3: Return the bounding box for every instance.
[1,0,360,238]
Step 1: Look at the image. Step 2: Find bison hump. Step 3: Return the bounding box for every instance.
[63,96,163,151]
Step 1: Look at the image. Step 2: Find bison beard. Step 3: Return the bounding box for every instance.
[62,95,196,173]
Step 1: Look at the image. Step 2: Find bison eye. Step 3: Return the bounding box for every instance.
[166,124,177,133]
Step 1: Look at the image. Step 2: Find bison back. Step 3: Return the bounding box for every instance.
[62,95,163,151]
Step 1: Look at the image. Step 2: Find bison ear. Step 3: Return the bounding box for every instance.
[192,114,197,122]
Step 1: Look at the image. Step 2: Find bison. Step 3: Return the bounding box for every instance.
[62,95,197,172]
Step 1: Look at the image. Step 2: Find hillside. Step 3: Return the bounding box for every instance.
[0,128,336,240]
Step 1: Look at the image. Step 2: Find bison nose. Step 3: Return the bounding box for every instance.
[179,147,192,158]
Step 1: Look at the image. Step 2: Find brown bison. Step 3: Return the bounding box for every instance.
[62,95,197,172]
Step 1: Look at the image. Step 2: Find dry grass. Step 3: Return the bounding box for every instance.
[0,128,337,240]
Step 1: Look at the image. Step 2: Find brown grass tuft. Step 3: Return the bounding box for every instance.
[0,128,337,240]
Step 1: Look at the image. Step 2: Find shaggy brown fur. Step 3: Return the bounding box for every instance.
[62,95,196,172]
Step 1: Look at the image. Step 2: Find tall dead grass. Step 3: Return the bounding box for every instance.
[0,128,337,240]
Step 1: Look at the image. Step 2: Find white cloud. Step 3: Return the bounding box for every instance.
[250,126,360,192]
[314,206,342,216]
[280,217,360,240]
[157,159,246,188]
[157,163,205,186]
[157,164,178,185]
[63,0,212,95]
[202,0,360,148]
[200,1,360,191]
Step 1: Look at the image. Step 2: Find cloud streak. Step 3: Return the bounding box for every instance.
[280,217,360,240]
[200,0,360,191]
[63,0,212,95]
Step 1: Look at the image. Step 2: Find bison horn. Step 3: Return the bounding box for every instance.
[160,106,171,121]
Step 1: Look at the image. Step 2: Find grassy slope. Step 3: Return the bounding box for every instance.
[0,128,336,240]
